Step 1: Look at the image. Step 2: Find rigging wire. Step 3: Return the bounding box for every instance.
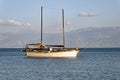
[72,31,87,52]
[41,6,87,52]
[42,6,63,45]
[66,23,87,52]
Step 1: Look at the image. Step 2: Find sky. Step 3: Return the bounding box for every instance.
[0,0,120,47]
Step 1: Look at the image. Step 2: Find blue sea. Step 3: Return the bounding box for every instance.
[0,48,120,80]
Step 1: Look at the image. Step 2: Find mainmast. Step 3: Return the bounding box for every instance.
[62,9,65,48]
[41,6,43,44]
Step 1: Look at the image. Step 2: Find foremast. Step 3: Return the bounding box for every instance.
[40,6,43,45]
[62,9,65,48]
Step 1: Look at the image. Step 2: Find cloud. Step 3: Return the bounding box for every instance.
[79,12,98,17]
[0,19,32,27]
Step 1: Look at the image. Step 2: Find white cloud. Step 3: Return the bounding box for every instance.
[0,19,32,27]
[79,12,98,17]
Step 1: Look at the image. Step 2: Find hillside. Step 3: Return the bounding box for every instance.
[0,26,120,48]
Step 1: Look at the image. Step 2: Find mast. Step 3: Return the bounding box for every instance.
[41,6,43,44]
[62,9,65,48]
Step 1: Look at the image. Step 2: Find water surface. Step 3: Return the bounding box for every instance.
[0,48,120,80]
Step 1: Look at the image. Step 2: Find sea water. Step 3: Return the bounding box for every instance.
[0,48,120,80]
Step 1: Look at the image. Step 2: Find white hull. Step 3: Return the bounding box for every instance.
[26,50,79,58]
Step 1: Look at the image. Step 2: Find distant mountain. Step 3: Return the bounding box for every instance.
[0,26,120,48]
[70,26,120,48]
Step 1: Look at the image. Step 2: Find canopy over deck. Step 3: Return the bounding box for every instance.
[26,43,64,48]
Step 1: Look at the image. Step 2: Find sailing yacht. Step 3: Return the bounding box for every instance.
[25,6,80,58]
